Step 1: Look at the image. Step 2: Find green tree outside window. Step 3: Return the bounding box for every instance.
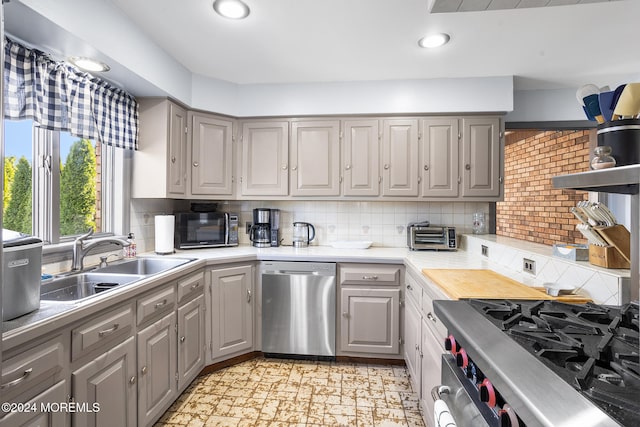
[4,156,32,234]
[60,139,97,235]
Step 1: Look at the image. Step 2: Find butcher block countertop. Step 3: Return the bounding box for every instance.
[422,269,593,303]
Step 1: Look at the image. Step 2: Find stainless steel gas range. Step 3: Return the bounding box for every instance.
[433,299,639,427]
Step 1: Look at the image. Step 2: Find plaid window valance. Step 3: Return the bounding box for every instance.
[3,38,138,150]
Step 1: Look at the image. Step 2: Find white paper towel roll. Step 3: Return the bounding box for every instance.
[434,399,457,427]
[155,215,175,254]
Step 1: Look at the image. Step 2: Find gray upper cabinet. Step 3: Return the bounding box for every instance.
[290,120,341,196]
[342,120,380,196]
[133,99,188,198]
[382,119,419,196]
[240,121,289,196]
[189,112,234,197]
[420,118,460,198]
[462,117,501,197]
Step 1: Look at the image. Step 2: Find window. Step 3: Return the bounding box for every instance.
[3,119,129,244]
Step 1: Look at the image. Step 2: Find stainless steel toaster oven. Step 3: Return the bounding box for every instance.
[407,222,457,251]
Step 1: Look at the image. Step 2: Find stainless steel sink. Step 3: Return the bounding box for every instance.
[40,273,145,302]
[92,257,193,276]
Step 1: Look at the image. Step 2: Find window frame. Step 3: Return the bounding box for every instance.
[24,124,130,253]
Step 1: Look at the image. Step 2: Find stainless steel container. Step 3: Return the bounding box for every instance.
[2,231,43,320]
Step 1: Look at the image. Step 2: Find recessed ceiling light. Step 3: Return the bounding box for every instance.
[67,56,110,72]
[213,0,250,19]
[418,33,451,49]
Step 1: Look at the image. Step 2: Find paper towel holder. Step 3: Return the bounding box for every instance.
[155,214,176,255]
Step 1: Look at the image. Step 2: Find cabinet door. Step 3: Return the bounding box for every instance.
[421,317,445,427]
[421,118,459,197]
[209,265,254,360]
[0,380,68,427]
[290,121,340,196]
[343,120,380,196]
[241,121,289,196]
[72,336,136,427]
[382,119,419,196]
[340,288,400,354]
[168,102,188,195]
[178,295,205,391]
[404,296,422,393]
[190,113,234,196]
[137,312,177,427]
[462,117,501,197]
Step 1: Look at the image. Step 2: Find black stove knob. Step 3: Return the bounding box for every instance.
[479,378,497,407]
[456,349,469,368]
[444,335,460,354]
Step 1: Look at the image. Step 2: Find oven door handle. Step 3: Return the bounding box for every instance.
[431,385,451,401]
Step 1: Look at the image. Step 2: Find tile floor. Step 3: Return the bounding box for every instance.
[155,357,426,427]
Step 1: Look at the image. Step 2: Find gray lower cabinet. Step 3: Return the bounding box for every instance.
[208,265,254,362]
[72,336,137,427]
[137,311,177,427]
[0,380,68,427]
[338,264,402,356]
[177,294,205,390]
[404,295,422,390]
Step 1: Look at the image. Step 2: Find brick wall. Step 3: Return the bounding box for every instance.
[497,129,595,245]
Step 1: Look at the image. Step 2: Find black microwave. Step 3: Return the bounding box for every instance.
[175,212,239,249]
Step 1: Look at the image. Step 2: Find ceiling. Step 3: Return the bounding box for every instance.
[103,0,639,90]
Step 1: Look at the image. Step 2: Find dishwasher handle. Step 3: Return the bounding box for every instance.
[264,270,323,276]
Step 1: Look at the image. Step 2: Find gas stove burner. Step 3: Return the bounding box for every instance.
[465,299,640,426]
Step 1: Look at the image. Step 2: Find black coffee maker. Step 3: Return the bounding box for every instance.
[250,208,271,248]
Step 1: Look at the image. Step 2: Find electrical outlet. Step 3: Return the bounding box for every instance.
[246,222,252,234]
[523,258,536,275]
[481,245,489,257]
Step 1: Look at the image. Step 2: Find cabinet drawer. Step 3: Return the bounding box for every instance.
[72,305,133,361]
[421,283,448,342]
[1,336,65,402]
[339,264,401,286]
[405,271,422,309]
[137,285,176,325]
[0,379,68,425]
[177,271,204,303]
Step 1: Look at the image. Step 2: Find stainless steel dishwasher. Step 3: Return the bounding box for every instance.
[261,261,336,357]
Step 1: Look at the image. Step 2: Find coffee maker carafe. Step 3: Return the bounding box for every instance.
[292,222,315,248]
[250,208,271,248]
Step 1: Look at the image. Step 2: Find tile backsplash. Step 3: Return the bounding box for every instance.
[131,199,489,252]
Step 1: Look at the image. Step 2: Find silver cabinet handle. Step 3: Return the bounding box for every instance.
[155,299,168,309]
[247,289,252,303]
[291,166,297,171]
[424,165,429,171]
[342,312,350,318]
[345,164,351,170]
[180,336,186,343]
[383,164,390,170]
[129,376,136,385]
[407,284,413,290]
[1,368,33,389]
[282,164,288,170]
[171,156,176,164]
[362,275,378,280]
[465,164,471,170]
[190,282,201,290]
[141,366,147,375]
[98,323,119,337]
[193,161,199,167]
[427,312,436,323]
[415,344,420,350]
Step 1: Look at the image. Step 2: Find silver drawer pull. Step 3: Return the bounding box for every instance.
[362,275,378,280]
[141,366,147,375]
[427,312,436,323]
[155,299,168,309]
[1,368,33,389]
[98,323,119,337]
[190,283,201,290]
[180,336,186,343]
[247,289,252,303]
[129,376,136,385]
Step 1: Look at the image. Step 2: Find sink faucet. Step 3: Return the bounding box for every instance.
[72,229,131,271]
